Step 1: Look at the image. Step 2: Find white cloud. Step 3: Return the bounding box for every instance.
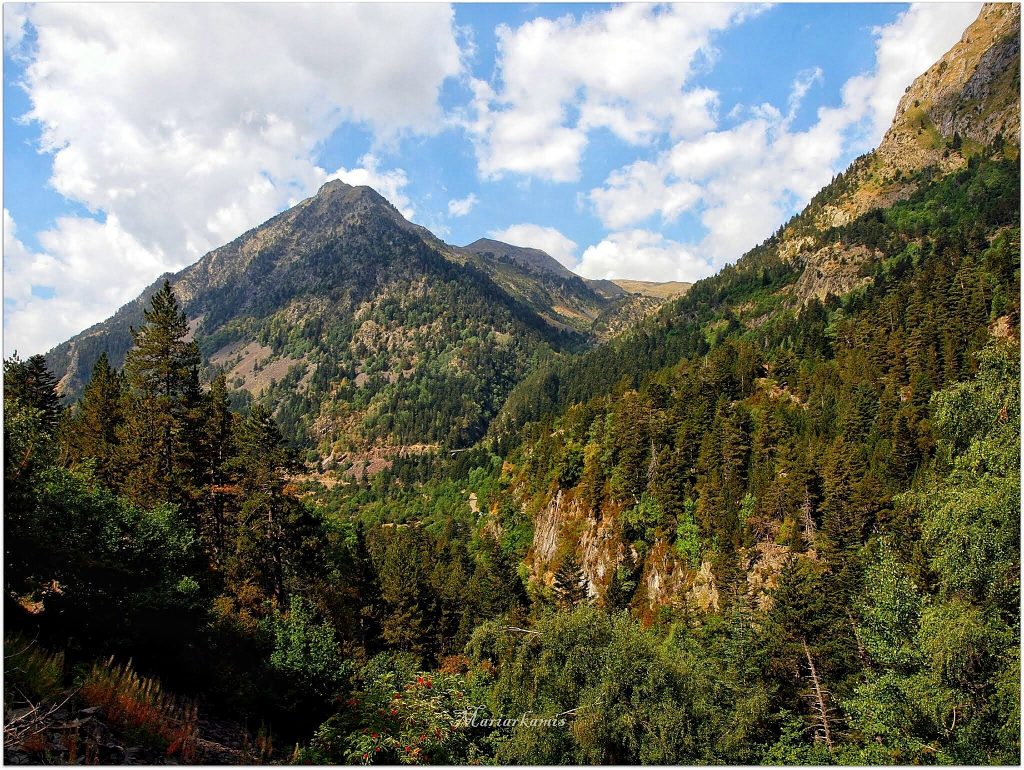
[862,2,983,141]
[787,67,824,123]
[576,230,712,283]
[488,223,579,269]
[3,3,27,53]
[447,193,479,218]
[464,4,750,182]
[4,209,166,356]
[4,3,463,354]
[586,2,982,271]
[590,160,702,230]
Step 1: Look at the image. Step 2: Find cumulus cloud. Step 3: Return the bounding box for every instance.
[576,230,713,283]
[586,2,982,270]
[4,3,462,354]
[3,4,27,53]
[464,3,751,182]
[4,209,166,355]
[447,193,479,218]
[487,223,579,268]
[590,160,702,230]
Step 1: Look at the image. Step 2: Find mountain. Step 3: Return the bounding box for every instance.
[489,2,1020,616]
[44,179,685,468]
[608,279,691,299]
[495,2,1021,439]
[457,238,576,279]
[41,4,1019,467]
[812,2,1020,230]
[8,5,1019,766]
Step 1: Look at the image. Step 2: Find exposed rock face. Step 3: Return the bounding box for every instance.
[640,540,690,610]
[526,493,707,612]
[850,3,1018,212]
[527,490,626,601]
[886,3,1020,155]
[791,244,879,302]
[685,561,720,613]
[578,514,625,598]
[788,3,1019,301]
[529,490,573,581]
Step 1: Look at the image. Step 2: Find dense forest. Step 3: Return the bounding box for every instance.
[4,127,1019,765]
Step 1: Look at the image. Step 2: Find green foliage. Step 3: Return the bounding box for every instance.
[62,352,124,486]
[621,492,662,545]
[674,499,702,568]
[4,353,62,429]
[269,596,346,698]
[302,653,486,765]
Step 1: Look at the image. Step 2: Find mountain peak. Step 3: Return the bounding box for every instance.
[313,179,392,211]
[316,178,354,196]
[809,3,1019,233]
[459,238,576,280]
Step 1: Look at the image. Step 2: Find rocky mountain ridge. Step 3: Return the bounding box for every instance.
[44,179,687,465]
[783,2,1021,303]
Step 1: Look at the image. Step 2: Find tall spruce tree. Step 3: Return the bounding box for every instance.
[4,353,62,429]
[553,552,590,610]
[200,371,237,560]
[64,352,124,486]
[118,280,200,506]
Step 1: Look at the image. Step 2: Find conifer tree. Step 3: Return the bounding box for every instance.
[119,280,200,506]
[225,405,321,608]
[4,353,62,429]
[201,371,236,559]
[604,550,639,612]
[65,352,123,486]
[553,552,589,610]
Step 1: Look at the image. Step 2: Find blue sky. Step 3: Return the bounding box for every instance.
[3,2,982,355]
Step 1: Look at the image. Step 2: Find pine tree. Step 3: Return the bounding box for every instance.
[4,353,62,429]
[118,280,200,506]
[374,527,432,659]
[605,550,640,612]
[553,552,589,610]
[64,352,123,486]
[224,405,321,607]
[200,371,236,559]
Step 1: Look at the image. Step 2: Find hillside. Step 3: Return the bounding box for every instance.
[493,2,1021,437]
[477,0,1019,697]
[43,182,685,468]
[6,3,1019,766]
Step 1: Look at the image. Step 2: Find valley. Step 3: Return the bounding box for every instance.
[4,3,1020,766]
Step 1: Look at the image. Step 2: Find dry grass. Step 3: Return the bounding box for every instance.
[5,634,65,703]
[609,279,692,299]
[80,657,199,761]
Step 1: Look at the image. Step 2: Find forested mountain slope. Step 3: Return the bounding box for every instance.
[492,2,1020,441]
[5,3,1019,767]
[43,181,673,465]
